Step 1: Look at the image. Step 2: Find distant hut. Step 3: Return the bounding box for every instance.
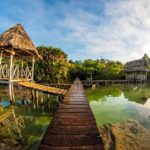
[0,24,41,83]
[124,54,150,81]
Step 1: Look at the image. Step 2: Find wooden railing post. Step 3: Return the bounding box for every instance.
[32,57,35,81]
[0,51,3,65]
[21,61,24,78]
[9,53,14,82]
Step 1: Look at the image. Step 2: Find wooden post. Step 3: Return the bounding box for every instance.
[8,51,15,102]
[17,65,19,81]
[21,61,24,78]
[47,94,50,109]
[31,89,36,109]
[32,57,35,81]
[0,51,3,65]
[41,92,44,104]
[35,90,39,108]
[9,83,15,102]
[9,50,15,82]
[9,83,12,102]
[11,83,15,101]
[9,54,13,82]
[8,52,14,102]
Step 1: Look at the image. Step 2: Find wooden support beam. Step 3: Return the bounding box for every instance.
[21,61,24,78]
[32,57,35,81]
[9,54,13,83]
[0,51,3,65]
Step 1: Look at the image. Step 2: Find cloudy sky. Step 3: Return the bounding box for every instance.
[0,0,150,62]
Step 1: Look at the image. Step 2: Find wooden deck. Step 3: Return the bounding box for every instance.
[18,82,67,95]
[38,79,104,150]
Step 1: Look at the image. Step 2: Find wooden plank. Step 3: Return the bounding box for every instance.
[38,79,104,150]
[59,104,90,109]
[41,134,101,146]
[39,144,104,150]
[57,108,92,113]
[18,81,67,95]
[47,125,99,135]
[50,118,97,126]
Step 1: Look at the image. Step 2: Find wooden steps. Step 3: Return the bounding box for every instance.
[38,79,104,149]
[18,82,67,95]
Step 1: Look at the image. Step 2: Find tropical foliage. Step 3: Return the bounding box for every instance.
[34,46,125,83]
[69,59,125,81]
[34,46,69,83]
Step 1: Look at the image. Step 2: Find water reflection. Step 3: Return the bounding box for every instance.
[85,84,150,129]
[0,85,58,150]
[144,99,150,108]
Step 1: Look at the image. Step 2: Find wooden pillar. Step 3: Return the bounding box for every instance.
[146,71,148,81]
[41,92,44,104]
[31,89,36,109]
[11,83,15,101]
[21,61,24,78]
[9,51,15,102]
[32,57,35,81]
[9,54,13,82]
[9,50,15,82]
[0,51,3,65]
[35,90,39,108]
[47,94,50,109]
[9,83,15,102]
[26,88,29,101]
[9,83,12,102]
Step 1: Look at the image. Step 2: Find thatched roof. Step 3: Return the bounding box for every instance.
[124,54,150,72]
[0,24,41,59]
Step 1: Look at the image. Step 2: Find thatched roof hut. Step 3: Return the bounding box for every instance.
[0,24,41,59]
[124,54,150,72]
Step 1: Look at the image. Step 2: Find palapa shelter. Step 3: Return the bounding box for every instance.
[124,54,150,81]
[0,24,41,83]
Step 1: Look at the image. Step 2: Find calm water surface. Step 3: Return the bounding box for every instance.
[85,84,150,129]
[0,85,58,150]
[1,84,150,149]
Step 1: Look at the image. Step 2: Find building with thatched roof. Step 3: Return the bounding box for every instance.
[0,24,41,58]
[0,24,41,83]
[124,54,150,81]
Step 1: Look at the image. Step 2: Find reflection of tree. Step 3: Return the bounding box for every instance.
[86,84,150,104]
[86,86,122,101]
[0,85,58,149]
[122,84,150,104]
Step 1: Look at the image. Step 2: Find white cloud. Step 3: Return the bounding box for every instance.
[56,0,150,62]
[1,0,150,62]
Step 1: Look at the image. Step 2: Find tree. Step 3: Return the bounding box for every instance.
[68,59,124,80]
[34,46,69,83]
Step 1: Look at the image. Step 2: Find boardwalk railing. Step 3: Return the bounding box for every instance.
[39,78,104,150]
[82,79,135,85]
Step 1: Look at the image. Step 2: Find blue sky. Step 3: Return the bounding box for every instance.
[0,0,150,62]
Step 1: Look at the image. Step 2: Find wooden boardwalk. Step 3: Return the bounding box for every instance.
[18,82,67,95]
[39,79,104,150]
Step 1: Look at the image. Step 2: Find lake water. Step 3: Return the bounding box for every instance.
[0,85,58,150]
[85,84,150,129]
[1,83,150,149]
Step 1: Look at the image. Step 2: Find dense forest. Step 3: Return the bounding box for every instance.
[34,46,125,83]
